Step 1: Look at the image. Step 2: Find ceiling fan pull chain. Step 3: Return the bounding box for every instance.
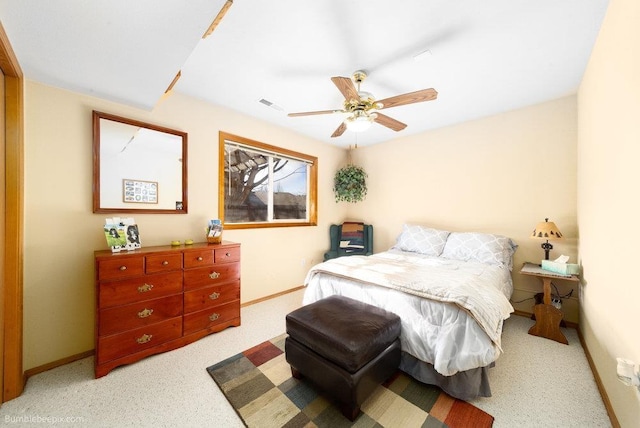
[350,137,359,163]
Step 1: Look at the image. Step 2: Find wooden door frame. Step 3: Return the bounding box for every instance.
[0,21,25,402]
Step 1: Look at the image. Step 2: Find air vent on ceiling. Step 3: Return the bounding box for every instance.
[258,98,283,111]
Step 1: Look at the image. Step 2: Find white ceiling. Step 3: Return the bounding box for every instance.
[0,0,609,147]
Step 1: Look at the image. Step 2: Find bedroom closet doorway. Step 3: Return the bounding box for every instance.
[0,21,25,402]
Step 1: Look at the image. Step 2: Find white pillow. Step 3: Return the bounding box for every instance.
[441,232,518,269]
[393,224,450,256]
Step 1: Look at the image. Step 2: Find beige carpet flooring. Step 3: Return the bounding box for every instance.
[0,288,612,427]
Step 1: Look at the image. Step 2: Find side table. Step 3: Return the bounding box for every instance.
[519,262,579,344]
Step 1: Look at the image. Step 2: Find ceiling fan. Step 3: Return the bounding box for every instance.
[288,70,438,138]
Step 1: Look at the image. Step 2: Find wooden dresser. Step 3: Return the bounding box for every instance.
[94,241,240,377]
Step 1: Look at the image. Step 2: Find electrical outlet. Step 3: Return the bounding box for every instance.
[551,297,562,310]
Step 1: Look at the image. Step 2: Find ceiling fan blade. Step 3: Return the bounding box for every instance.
[377,88,438,110]
[331,76,360,102]
[374,113,407,132]
[331,122,347,138]
[288,109,341,117]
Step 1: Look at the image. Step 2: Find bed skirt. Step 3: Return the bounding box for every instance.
[400,352,493,401]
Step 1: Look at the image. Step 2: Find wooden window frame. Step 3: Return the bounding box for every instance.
[218,132,317,229]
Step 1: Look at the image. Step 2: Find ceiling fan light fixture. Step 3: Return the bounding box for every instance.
[344,112,373,133]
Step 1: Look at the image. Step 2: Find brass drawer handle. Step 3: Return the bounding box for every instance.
[197,256,203,261]
[136,334,152,344]
[225,252,231,257]
[137,308,154,318]
[209,292,220,300]
[209,313,220,322]
[138,283,154,293]
[209,272,220,279]
[162,260,169,266]
[119,266,127,271]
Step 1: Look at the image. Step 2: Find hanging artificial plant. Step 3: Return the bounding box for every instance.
[333,164,368,203]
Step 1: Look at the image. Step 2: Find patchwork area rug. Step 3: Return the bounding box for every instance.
[206,334,494,427]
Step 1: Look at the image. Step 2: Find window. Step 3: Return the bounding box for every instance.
[219,132,317,229]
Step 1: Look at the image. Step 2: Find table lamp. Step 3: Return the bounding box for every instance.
[531,218,563,260]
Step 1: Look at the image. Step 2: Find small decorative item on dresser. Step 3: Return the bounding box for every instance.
[104,217,141,252]
[206,219,223,244]
[104,222,126,252]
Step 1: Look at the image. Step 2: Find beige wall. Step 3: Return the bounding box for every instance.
[578,0,640,424]
[23,81,348,370]
[349,96,580,321]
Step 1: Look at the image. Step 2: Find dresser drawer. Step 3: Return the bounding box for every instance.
[97,257,144,281]
[183,249,214,269]
[183,282,240,313]
[99,294,183,336]
[145,253,182,274]
[183,301,240,335]
[183,263,240,291]
[98,271,183,308]
[215,246,240,263]
[97,317,182,364]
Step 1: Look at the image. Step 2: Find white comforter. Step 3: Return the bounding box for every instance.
[303,250,514,376]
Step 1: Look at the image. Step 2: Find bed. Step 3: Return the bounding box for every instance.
[303,224,517,400]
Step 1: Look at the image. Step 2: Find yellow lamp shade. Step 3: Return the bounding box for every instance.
[531,218,563,240]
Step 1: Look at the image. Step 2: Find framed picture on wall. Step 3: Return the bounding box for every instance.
[123,179,158,204]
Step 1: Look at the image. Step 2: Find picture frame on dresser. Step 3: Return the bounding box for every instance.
[103,217,141,252]
[124,224,141,250]
[103,223,126,251]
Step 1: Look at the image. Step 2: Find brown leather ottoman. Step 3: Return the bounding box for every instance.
[285,295,401,421]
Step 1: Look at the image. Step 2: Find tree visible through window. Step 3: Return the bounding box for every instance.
[219,132,317,228]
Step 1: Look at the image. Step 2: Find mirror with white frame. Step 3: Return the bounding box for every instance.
[93,111,188,214]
